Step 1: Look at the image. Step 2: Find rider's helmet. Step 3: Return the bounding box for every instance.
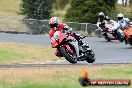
[49,17,59,28]
[117,13,124,21]
[98,12,105,20]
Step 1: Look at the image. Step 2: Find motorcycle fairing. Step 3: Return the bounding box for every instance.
[51,37,59,48]
[63,44,72,52]
[67,36,79,58]
[124,27,132,39]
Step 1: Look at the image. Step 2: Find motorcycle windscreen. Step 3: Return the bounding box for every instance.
[53,31,61,40]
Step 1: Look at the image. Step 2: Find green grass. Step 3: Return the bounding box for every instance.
[0,48,26,63]
[0,65,131,88]
[0,42,59,64]
[100,68,132,75]
[1,82,81,88]
[1,82,75,88]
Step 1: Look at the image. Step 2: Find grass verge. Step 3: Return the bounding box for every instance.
[0,42,60,64]
[0,65,131,88]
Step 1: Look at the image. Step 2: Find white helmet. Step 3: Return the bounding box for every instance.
[117,13,124,18]
[49,17,59,28]
[98,12,105,16]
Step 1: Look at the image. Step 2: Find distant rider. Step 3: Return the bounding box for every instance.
[96,12,118,35]
[96,12,108,29]
[105,16,124,38]
[117,13,132,30]
[117,13,132,44]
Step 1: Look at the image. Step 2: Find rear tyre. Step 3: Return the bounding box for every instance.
[117,34,124,42]
[85,51,95,63]
[60,46,77,64]
[128,39,132,46]
[103,33,111,41]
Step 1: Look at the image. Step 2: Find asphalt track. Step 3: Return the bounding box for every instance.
[0,33,132,65]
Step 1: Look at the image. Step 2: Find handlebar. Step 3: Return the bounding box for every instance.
[83,36,86,38]
[80,36,86,39]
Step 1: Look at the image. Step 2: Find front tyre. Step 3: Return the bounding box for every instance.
[117,34,124,42]
[105,37,111,41]
[119,38,124,42]
[60,46,77,64]
[103,33,111,41]
[128,39,132,46]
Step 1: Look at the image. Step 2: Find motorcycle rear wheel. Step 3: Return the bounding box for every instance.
[85,50,95,63]
[128,39,132,45]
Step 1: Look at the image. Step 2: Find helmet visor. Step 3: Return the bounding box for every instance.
[118,17,123,21]
[50,23,58,28]
[99,15,104,18]
[50,24,55,28]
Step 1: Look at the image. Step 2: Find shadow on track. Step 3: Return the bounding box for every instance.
[121,46,132,49]
[97,40,121,43]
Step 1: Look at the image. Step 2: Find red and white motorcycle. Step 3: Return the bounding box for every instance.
[51,30,95,64]
[96,22,124,42]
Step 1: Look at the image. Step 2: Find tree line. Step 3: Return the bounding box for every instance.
[20,0,132,23]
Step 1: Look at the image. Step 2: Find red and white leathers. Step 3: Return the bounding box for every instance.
[49,23,73,57]
[49,23,68,38]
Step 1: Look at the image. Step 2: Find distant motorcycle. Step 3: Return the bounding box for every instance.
[51,31,95,64]
[123,26,132,45]
[97,23,124,42]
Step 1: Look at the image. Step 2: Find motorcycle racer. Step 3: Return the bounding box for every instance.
[49,17,69,38]
[117,13,132,30]
[49,17,83,57]
[96,13,124,42]
[49,17,95,63]
[96,12,116,32]
[117,13,132,44]
[96,12,108,29]
[49,17,81,39]
[106,17,124,40]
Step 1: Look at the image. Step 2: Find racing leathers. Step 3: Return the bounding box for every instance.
[117,18,132,44]
[49,23,82,57]
[117,18,132,30]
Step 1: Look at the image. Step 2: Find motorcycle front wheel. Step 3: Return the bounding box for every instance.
[60,46,77,64]
[118,38,124,42]
[103,33,111,41]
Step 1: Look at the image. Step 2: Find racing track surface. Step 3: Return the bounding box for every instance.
[0,33,132,64]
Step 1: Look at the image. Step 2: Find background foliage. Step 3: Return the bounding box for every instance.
[64,0,116,23]
[20,0,52,20]
[20,0,132,23]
